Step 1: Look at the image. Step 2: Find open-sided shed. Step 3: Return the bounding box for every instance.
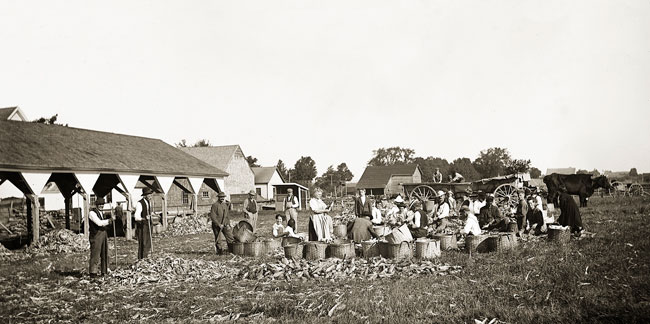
[0,120,228,244]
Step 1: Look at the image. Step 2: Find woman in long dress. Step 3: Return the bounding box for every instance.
[557,192,583,234]
[308,188,333,242]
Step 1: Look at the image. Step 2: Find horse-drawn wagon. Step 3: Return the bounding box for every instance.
[401,173,532,209]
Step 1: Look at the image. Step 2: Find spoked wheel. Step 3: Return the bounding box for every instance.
[494,183,519,210]
[629,183,645,196]
[408,185,437,203]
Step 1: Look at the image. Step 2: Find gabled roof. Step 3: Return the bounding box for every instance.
[0,107,27,121]
[357,164,422,189]
[0,120,227,177]
[252,167,285,184]
[180,145,245,171]
[546,168,576,175]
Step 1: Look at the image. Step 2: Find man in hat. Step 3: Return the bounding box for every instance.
[283,188,300,229]
[88,197,115,277]
[473,191,487,215]
[433,168,443,183]
[114,201,125,236]
[210,192,234,254]
[376,195,397,225]
[447,189,457,214]
[433,191,451,233]
[134,187,153,259]
[243,189,259,231]
[354,188,373,218]
[515,191,529,235]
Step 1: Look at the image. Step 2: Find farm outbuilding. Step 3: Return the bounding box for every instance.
[180,145,255,199]
[273,183,309,211]
[252,167,285,200]
[0,119,228,245]
[0,106,28,121]
[356,164,423,196]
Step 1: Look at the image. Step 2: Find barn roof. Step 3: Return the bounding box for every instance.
[179,145,244,171]
[357,164,421,189]
[546,168,576,175]
[0,120,228,177]
[252,167,284,184]
[0,107,27,121]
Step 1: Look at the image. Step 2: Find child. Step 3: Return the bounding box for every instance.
[272,214,300,238]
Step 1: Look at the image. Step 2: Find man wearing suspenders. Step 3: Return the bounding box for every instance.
[88,197,115,277]
[134,187,153,259]
[284,188,299,229]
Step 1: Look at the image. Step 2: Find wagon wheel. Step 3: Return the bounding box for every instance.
[629,183,645,196]
[494,183,519,210]
[408,185,437,203]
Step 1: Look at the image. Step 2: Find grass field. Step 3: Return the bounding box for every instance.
[1,196,649,323]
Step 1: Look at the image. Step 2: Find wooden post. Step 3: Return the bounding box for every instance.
[125,193,133,240]
[193,194,198,217]
[26,196,32,244]
[64,195,71,230]
[82,193,90,239]
[30,194,40,245]
[162,194,168,230]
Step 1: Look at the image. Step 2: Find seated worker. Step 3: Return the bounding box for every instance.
[432,191,451,233]
[460,203,481,236]
[388,201,408,226]
[347,215,380,243]
[272,214,300,238]
[478,195,502,230]
[377,196,398,224]
[371,200,384,225]
[408,200,428,238]
[527,198,546,235]
[557,192,584,235]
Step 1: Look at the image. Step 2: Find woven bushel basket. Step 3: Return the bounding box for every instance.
[487,233,516,252]
[465,234,489,253]
[281,236,302,247]
[264,238,281,254]
[415,239,440,259]
[283,244,304,259]
[433,234,457,250]
[362,241,380,258]
[381,241,412,259]
[329,241,354,259]
[244,241,264,257]
[235,228,256,243]
[304,242,327,260]
[231,242,244,255]
[548,225,571,244]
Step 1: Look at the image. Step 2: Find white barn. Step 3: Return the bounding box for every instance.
[252,167,285,200]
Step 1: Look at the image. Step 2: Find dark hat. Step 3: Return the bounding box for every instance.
[460,205,471,212]
[142,187,153,195]
[217,192,226,198]
[95,197,105,205]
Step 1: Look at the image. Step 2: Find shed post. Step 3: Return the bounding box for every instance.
[29,194,40,244]
[162,193,168,230]
[64,195,71,230]
[82,193,90,239]
[125,193,133,240]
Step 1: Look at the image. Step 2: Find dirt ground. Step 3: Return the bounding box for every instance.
[1,196,649,323]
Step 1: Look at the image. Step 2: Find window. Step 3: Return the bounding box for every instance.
[256,188,261,196]
[90,195,96,205]
[202,191,209,199]
[182,192,189,204]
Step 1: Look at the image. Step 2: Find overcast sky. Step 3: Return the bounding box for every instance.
[1,0,649,180]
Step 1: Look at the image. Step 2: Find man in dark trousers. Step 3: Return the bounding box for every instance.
[209,192,235,254]
[354,188,373,218]
[243,189,258,232]
[114,201,125,236]
[134,187,153,259]
[88,197,114,277]
[346,215,379,243]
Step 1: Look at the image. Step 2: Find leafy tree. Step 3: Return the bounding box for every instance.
[368,147,415,166]
[276,160,289,180]
[449,158,480,181]
[473,147,512,178]
[591,169,601,177]
[629,168,638,177]
[336,163,354,181]
[504,159,532,174]
[175,139,188,147]
[414,157,450,181]
[175,139,211,147]
[576,169,590,174]
[292,156,317,181]
[529,167,542,178]
[246,156,260,168]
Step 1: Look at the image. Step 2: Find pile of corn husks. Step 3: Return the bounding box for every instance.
[26,229,89,254]
[108,254,239,284]
[159,214,210,237]
[237,257,462,281]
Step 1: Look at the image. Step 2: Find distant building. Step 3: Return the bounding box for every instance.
[0,107,28,121]
[357,164,423,196]
[546,168,576,175]
[252,167,285,200]
[180,145,255,199]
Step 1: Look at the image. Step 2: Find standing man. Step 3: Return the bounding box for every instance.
[243,190,259,231]
[210,192,235,254]
[88,197,114,277]
[354,188,373,218]
[114,201,125,236]
[134,187,153,259]
[515,192,529,235]
[284,188,299,229]
[433,168,443,183]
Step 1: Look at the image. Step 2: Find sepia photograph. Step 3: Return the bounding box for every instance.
[1,1,649,323]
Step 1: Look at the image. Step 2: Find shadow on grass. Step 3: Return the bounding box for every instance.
[53,269,85,278]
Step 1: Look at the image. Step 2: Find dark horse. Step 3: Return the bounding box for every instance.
[543,174,612,207]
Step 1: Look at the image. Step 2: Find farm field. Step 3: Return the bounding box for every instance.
[1,196,649,323]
